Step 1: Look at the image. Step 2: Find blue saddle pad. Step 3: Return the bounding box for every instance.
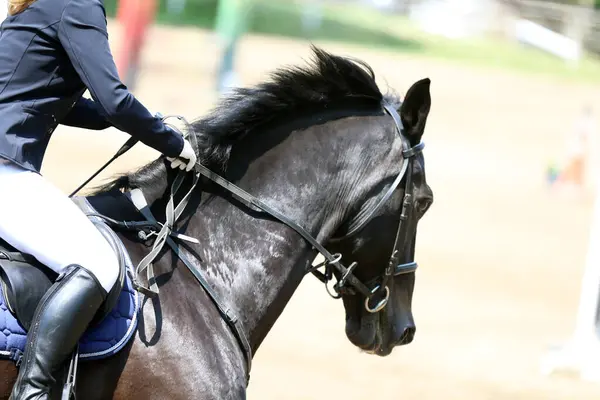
[0,263,140,363]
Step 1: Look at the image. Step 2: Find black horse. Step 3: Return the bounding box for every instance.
[0,46,433,399]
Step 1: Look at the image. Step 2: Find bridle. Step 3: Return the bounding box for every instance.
[319,103,423,311]
[70,99,424,384]
[314,102,424,313]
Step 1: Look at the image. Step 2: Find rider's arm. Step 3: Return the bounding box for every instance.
[57,0,183,157]
[61,96,111,130]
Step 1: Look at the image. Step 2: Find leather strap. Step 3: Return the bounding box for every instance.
[127,169,201,296]
[126,188,252,383]
[0,250,37,265]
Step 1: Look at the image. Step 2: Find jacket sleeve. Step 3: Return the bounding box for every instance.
[57,0,184,157]
[61,96,111,130]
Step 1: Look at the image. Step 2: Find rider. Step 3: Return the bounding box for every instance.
[0,0,197,398]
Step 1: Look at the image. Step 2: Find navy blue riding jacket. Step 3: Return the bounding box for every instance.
[0,0,184,173]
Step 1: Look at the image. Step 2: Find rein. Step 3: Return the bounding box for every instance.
[70,101,423,384]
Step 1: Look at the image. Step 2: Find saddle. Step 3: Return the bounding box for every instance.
[0,196,127,332]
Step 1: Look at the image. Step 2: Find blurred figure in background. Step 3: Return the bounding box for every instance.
[548,105,596,196]
[167,0,186,15]
[301,0,323,35]
[115,0,158,91]
[214,0,249,95]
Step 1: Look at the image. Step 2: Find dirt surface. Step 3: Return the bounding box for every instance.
[42,21,600,399]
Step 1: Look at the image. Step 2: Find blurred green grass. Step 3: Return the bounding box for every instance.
[104,0,600,83]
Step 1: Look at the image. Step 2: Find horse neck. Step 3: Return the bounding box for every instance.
[188,113,379,351]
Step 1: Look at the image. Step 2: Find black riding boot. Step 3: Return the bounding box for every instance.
[9,265,107,400]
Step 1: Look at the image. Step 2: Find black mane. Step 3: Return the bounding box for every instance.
[95,45,400,194]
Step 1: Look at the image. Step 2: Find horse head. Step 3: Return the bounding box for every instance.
[325,78,433,356]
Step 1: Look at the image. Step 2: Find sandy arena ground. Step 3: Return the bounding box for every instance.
[40,21,600,399]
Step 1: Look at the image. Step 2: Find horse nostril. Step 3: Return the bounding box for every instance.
[398,326,415,345]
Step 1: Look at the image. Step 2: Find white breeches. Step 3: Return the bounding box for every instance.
[0,160,119,292]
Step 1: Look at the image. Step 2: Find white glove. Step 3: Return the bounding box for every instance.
[167,139,197,172]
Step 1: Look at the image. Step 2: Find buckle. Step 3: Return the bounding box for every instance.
[364,285,390,313]
[132,278,158,298]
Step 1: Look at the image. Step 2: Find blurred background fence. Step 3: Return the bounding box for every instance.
[101,0,600,83]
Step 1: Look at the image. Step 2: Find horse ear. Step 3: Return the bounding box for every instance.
[399,78,431,140]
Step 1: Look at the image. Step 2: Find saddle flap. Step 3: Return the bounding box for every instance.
[90,221,126,325]
[0,249,56,331]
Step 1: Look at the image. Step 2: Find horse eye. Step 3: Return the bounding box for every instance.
[416,199,431,214]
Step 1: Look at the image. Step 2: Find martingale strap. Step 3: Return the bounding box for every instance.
[125,115,253,381]
[126,184,253,383]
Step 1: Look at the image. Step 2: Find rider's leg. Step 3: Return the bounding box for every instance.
[0,162,118,290]
[0,161,119,399]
